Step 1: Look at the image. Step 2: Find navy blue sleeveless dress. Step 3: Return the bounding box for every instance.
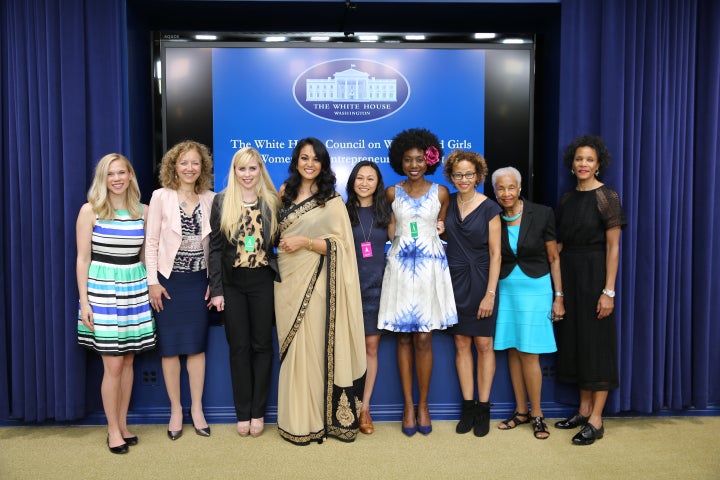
[351,206,387,335]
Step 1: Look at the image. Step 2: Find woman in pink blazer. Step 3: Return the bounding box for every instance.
[145,141,215,440]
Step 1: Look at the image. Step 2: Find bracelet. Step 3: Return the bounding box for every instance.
[487,290,495,296]
[554,291,564,297]
[307,237,314,251]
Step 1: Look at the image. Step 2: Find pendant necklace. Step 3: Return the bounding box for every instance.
[178,190,197,209]
[458,191,476,218]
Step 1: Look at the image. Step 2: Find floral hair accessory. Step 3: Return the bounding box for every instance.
[425,146,440,166]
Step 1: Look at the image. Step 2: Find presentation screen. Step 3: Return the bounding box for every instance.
[160,42,533,196]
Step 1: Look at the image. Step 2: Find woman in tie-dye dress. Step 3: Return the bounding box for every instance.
[76,154,156,454]
[378,128,457,436]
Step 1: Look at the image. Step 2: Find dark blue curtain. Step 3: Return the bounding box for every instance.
[0,0,128,421]
[558,0,720,412]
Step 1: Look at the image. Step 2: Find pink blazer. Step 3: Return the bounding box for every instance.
[145,187,216,285]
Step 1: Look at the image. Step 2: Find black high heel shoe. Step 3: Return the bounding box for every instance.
[107,435,129,454]
[190,411,211,437]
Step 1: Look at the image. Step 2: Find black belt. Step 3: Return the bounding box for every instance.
[92,253,141,265]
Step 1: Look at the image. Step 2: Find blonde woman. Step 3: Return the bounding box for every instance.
[209,147,280,437]
[76,154,157,454]
[145,141,215,440]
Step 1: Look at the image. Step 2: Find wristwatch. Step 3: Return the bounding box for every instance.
[602,289,616,298]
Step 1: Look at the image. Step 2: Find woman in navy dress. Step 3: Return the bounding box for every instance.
[442,150,502,437]
[345,161,391,435]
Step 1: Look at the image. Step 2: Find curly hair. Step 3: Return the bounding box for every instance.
[345,160,391,228]
[388,128,444,176]
[562,135,611,175]
[282,137,336,207]
[158,140,213,193]
[443,149,488,186]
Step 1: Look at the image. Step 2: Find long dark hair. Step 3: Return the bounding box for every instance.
[345,160,391,228]
[282,137,336,207]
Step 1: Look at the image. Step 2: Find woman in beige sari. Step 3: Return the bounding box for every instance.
[275,137,366,445]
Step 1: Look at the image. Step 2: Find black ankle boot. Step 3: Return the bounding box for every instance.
[474,401,491,437]
[456,400,476,434]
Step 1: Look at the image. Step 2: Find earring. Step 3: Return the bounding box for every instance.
[594,170,599,177]
[570,169,575,176]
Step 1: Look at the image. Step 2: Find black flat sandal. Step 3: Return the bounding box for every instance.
[532,416,550,440]
[497,411,530,430]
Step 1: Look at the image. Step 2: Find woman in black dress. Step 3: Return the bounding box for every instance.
[554,135,626,445]
[345,161,391,435]
[442,150,502,437]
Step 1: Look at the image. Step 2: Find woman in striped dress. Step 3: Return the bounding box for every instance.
[76,153,157,454]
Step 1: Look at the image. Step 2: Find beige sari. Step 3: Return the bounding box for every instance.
[275,193,366,445]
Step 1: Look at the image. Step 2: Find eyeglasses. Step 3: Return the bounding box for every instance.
[451,172,477,181]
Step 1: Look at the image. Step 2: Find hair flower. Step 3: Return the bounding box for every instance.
[425,146,440,166]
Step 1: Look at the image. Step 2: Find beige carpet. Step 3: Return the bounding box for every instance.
[1,417,718,479]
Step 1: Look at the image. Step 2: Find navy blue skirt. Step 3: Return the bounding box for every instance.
[154,269,209,356]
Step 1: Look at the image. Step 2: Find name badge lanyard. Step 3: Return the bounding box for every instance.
[359,212,374,258]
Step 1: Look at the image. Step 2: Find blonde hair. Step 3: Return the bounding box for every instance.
[220,147,280,242]
[158,140,213,193]
[87,153,142,220]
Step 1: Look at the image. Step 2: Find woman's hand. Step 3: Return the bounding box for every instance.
[278,236,308,254]
[436,220,445,235]
[596,294,614,319]
[477,294,495,319]
[551,297,566,322]
[210,295,225,312]
[149,283,170,312]
[79,303,94,331]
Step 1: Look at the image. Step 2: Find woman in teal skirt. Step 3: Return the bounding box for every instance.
[492,166,564,440]
[76,153,157,454]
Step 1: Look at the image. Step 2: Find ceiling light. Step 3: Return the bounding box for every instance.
[310,36,330,42]
[265,36,287,42]
[501,38,525,44]
[473,33,497,40]
[195,34,217,41]
[358,35,378,42]
[405,35,426,41]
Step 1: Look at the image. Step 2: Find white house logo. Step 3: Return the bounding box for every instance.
[293,59,410,123]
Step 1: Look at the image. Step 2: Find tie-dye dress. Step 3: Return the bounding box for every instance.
[378,183,457,332]
[77,209,157,355]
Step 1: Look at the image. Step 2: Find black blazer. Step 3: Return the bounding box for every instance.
[208,193,280,297]
[499,199,556,279]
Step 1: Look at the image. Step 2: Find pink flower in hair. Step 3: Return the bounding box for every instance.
[425,146,440,166]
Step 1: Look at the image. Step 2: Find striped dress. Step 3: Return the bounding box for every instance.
[78,209,157,354]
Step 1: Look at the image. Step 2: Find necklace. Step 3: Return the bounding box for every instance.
[178,190,197,209]
[502,211,522,222]
[358,207,374,243]
[458,191,476,218]
[501,200,523,222]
